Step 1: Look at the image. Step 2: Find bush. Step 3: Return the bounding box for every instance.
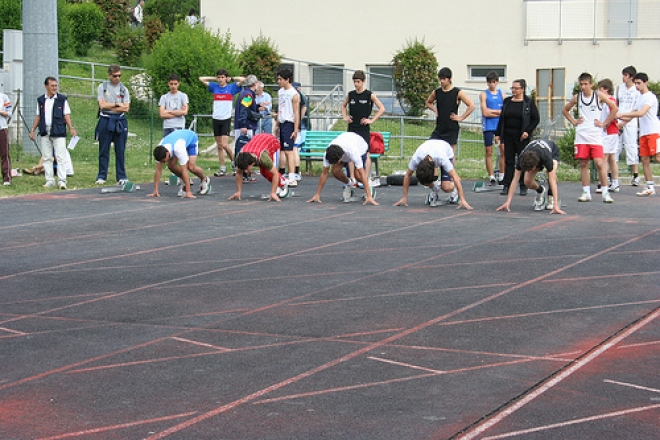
[145,16,166,50]
[115,25,147,66]
[648,81,660,117]
[237,34,282,84]
[68,2,104,56]
[557,125,578,168]
[145,24,240,119]
[94,0,131,48]
[392,39,438,116]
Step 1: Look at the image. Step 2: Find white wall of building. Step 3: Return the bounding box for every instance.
[201,0,659,91]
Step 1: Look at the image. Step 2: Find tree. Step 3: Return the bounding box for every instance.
[145,24,240,118]
[237,34,282,85]
[392,39,438,116]
[144,0,199,31]
[68,2,104,56]
[93,0,131,48]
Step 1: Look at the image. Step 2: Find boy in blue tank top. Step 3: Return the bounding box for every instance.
[479,71,506,185]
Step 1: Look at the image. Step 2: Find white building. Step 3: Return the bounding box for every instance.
[202,0,659,116]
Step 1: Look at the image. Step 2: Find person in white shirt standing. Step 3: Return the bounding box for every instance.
[0,90,12,185]
[618,72,660,197]
[29,77,77,190]
[616,66,641,186]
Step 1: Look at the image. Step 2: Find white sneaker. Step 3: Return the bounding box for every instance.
[608,184,620,193]
[177,185,185,197]
[276,182,290,198]
[533,185,547,211]
[425,189,440,207]
[43,181,56,188]
[545,195,554,210]
[117,179,128,186]
[94,178,106,185]
[3,181,11,186]
[631,176,640,186]
[636,188,656,197]
[578,191,592,202]
[595,184,602,194]
[287,178,298,187]
[293,173,302,181]
[602,193,614,203]
[199,176,211,195]
[58,181,67,190]
[370,177,381,188]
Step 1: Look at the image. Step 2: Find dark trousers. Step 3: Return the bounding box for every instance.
[96,118,128,181]
[0,129,10,183]
[502,135,530,187]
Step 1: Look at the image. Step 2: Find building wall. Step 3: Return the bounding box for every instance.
[200,0,660,91]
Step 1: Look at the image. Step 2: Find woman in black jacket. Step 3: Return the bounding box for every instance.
[495,79,540,195]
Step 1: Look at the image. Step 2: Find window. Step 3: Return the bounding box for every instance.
[311,65,343,92]
[468,66,507,81]
[367,65,395,92]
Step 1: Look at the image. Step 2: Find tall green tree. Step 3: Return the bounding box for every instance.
[93,0,131,48]
[68,2,104,56]
[392,39,438,116]
[145,24,240,118]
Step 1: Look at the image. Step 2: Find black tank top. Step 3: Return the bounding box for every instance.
[431,87,460,141]
[347,89,373,133]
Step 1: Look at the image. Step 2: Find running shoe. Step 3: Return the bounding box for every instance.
[578,191,592,202]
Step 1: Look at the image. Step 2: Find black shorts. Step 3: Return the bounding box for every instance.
[213,118,231,137]
[279,121,295,151]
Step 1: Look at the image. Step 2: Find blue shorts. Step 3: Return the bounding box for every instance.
[483,131,496,147]
[439,158,454,181]
[174,138,198,157]
[279,121,295,151]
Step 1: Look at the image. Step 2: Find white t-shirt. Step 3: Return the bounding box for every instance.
[323,132,368,168]
[158,91,189,129]
[575,92,603,145]
[408,139,455,173]
[0,93,11,130]
[616,84,640,113]
[636,91,660,136]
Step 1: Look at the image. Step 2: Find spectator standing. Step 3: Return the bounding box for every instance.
[480,70,506,185]
[274,68,300,187]
[95,64,130,185]
[562,72,618,203]
[0,90,12,185]
[495,78,540,196]
[341,70,385,183]
[199,69,245,176]
[615,66,641,186]
[185,8,198,26]
[255,81,272,134]
[132,0,144,28]
[158,73,189,137]
[426,67,475,150]
[29,77,77,190]
[618,72,660,197]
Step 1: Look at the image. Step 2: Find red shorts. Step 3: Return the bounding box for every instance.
[639,133,659,157]
[574,144,603,160]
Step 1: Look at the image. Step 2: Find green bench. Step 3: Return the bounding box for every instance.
[299,131,390,175]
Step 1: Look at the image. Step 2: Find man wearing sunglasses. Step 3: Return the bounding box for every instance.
[95,64,130,186]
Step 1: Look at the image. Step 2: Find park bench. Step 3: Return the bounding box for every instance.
[299,131,390,176]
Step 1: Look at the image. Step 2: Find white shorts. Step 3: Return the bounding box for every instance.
[603,134,618,155]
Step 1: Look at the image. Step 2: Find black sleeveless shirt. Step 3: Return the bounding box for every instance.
[430,86,460,144]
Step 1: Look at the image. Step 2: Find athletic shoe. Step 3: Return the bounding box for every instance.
[177,185,185,197]
[578,191,592,202]
[214,168,227,177]
[636,188,656,197]
[500,185,509,196]
[276,182,290,198]
[631,176,640,186]
[3,181,10,186]
[43,181,56,188]
[519,186,528,196]
[287,178,298,187]
[117,179,128,186]
[243,175,257,183]
[608,184,620,193]
[489,176,497,186]
[94,178,106,185]
[448,193,459,204]
[425,189,440,207]
[58,181,67,190]
[370,177,381,188]
[342,185,353,202]
[545,195,554,210]
[602,193,614,203]
[595,184,602,194]
[293,173,302,181]
[199,176,211,195]
[533,185,547,211]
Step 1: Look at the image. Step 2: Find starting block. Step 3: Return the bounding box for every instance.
[100,181,140,194]
[473,181,504,193]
